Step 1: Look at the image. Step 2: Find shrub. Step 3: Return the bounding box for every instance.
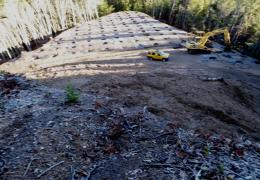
[0,70,5,75]
[65,84,80,104]
[98,0,115,17]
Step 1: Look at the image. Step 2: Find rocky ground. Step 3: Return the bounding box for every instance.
[0,12,260,179]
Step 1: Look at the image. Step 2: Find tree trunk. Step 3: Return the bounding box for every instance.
[169,0,178,24]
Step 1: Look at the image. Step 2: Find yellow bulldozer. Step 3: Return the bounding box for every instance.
[187,28,231,54]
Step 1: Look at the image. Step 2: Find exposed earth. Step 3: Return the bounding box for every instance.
[0,11,260,179]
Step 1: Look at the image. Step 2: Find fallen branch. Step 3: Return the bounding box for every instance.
[0,158,6,175]
[195,169,202,180]
[23,157,38,177]
[143,163,185,169]
[154,132,175,139]
[70,166,75,180]
[201,77,224,82]
[37,161,64,178]
[85,164,98,180]
[225,169,247,180]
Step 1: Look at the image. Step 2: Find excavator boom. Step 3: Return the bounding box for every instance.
[187,28,231,54]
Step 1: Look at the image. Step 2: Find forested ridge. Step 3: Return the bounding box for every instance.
[0,0,259,59]
[99,0,260,59]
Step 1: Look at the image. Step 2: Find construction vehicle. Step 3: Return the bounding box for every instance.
[194,30,206,37]
[147,50,170,61]
[187,28,231,54]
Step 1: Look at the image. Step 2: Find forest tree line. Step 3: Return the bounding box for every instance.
[99,0,260,59]
[0,0,99,59]
[0,0,4,18]
[0,0,259,59]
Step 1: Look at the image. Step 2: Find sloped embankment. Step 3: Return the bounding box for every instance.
[0,73,260,179]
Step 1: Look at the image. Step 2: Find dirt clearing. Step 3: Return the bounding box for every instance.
[2,11,259,138]
[0,11,260,179]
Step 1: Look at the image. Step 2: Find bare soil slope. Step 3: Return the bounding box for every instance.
[1,11,259,138]
[0,11,260,179]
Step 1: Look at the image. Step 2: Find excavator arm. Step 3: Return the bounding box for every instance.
[187,28,231,54]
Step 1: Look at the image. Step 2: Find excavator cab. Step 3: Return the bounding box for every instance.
[187,28,231,54]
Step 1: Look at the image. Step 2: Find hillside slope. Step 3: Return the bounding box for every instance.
[1,11,259,137]
[0,12,260,179]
